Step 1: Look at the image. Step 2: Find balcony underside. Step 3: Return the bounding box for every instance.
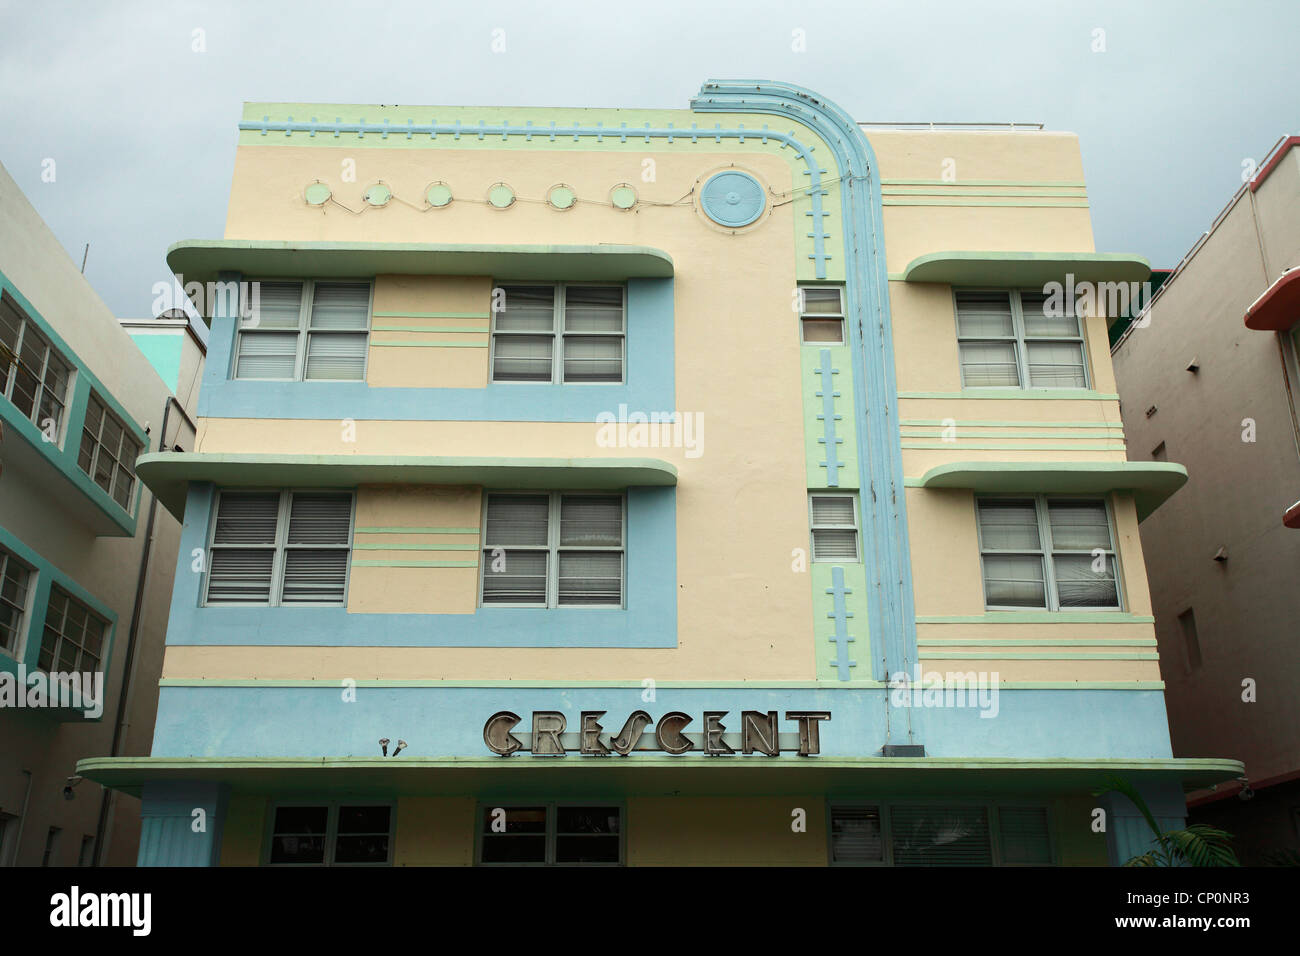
[136,452,678,519]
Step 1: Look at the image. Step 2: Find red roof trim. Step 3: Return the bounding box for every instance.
[1249,135,1300,193]
[1284,499,1300,529]
[1244,268,1300,331]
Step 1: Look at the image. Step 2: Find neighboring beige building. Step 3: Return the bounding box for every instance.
[0,160,202,865]
[1111,136,1300,863]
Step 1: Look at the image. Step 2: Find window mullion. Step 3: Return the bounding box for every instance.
[1011,291,1030,388]
[1037,496,1060,610]
[548,493,559,607]
[295,281,312,381]
[272,491,291,606]
[553,284,563,384]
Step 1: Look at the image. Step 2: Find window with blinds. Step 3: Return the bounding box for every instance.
[799,285,846,344]
[478,804,621,866]
[38,586,107,674]
[809,494,860,562]
[205,490,353,606]
[0,292,73,437]
[830,804,1052,866]
[77,394,143,512]
[0,546,34,656]
[955,289,1088,389]
[480,492,625,607]
[491,284,625,384]
[976,496,1120,610]
[234,280,370,381]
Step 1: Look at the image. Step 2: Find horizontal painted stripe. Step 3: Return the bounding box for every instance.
[899,390,1120,400]
[900,419,1122,429]
[919,651,1159,660]
[372,311,491,319]
[883,198,1090,207]
[351,559,478,568]
[900,428,1123,438]
[918,638,1158,647]
[370,340,488,348]
[880,179,1087,187]
[371,324,490,333]
[155,678,1166,690]
[917,613,1155,624]
[353,542,478,551]
[355,526,479,534]
[902,441,1126,450]
[882,188,1087,198]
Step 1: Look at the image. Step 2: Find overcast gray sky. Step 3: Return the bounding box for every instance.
[1,0,1296,321]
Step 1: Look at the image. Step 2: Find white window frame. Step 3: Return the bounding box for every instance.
[809,492,861,563]
[488,282,626,385]
[975,493,1123,612]
[79,392,143,513]
[233,279,373,382]
[478,491,627,608]
[264,801,394,867]
[203,488,356,607]
[798,284,846,345]
[0,292,74,441]
[0,545,35,659]
[475,802,624,867]
[953,288,1091,390]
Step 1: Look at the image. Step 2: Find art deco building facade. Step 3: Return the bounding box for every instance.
[81,81,1239,866]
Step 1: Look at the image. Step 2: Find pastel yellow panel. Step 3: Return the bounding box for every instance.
[368,274,492,388]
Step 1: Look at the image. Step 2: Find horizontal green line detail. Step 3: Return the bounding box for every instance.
[919,651,1159,660]
[899,390,1120,401]
[901,428,1123,438]
[373,311,490,319]
[353,542,478,551]
[371,340,488,348]
[918,639,1158,647]
[902,441,1126,450]
[900,420,1122,429]
[917,613,1155,624]
[351,559,479,568]
[355,527,479,534]
[883,198,1090,207]
[880,179,1087,188]
[882,188,1088,198]
[372,324,490,333]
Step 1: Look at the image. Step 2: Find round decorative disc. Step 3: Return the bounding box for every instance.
[487,183,516,208]
[610,184,637,210]
[700,170,766,227]
[548,184,576,210]
[304,182,332,206]
[363,182,391,206]
[425,182,453,207]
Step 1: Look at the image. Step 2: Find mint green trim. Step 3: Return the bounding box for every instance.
[899,250,1150,285]
[801,344,860,490]
[351,559,478,568]
[901,419,1122,429]
[372,311,490,319]
[167,241,673,320]
[371,325,488,333]
[917,612,1155,624]
[919,651,1159,660]
[883,198,1089,207]
[138,452,677,518]
[901,441,1126,450]
[919,638,1157,646]
[0,270,147,537]
[355,527,479,535]
[882,188,1086,197]
[0,524,118,706]
[911,461,1187,522]
[371,339,488,348]
[880,179,1087,188]
[901,428,1122,438]
[352,542,477,551]
[898,390,1120,400]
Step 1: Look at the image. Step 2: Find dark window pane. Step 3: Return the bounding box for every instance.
[273,806,328,835]
[481,806,546,835]
[555,835,620,863]
[270,835,325,864]
[337,805,390,834]
[831,806,884,863]
[556,806,620,834]
[481,835,546,864]
[333,834,389,864]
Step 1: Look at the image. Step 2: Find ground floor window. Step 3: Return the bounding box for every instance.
[829,803,1053,866]
[267,803,393,866]
[477,803,622,865]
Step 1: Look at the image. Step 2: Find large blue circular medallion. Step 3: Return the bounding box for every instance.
[700,170,766,227]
